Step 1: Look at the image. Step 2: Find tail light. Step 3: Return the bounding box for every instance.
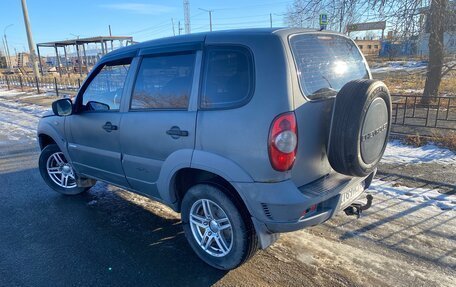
[268,112,298,171]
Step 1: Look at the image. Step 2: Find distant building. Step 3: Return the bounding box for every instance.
[17,52,30,68]
[417,1,456,55]
[354,39,381,57]
[0,54,17,69]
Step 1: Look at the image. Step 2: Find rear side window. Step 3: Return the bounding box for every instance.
[82,60,131,111]
[201,46,254,109]
[290,34,368,100]
[131,52,196,110]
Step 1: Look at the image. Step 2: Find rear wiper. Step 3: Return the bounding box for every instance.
[311,87,337,99]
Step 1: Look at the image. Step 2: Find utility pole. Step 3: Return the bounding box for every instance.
[108,25,113,51]
[183,0,191,34]
[199,8,213,32]
[3,24,13,69]
[178,21,182,35]
[2,37,8,68]
[20,0,39,78]
[4,35,11,69]
[171,18,176,36]
[270,13,273,28]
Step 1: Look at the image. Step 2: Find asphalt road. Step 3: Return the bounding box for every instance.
[0,141,228,286]
[1,94,455,286]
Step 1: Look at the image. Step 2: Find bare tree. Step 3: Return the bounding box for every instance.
[285,0,367,31]
[422,0,449,104]
[286,0,455,104]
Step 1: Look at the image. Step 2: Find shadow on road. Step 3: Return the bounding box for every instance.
[0,166,228,286]
[336,176,455,270]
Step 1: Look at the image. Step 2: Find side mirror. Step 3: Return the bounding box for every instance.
[52,98,73,116]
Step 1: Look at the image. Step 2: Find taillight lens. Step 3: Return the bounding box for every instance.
[268,112,298,171]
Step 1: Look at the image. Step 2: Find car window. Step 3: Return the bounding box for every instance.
[82,60,131,111]
[131,52,196,110]
[290,34,368,100]
[201,47,253,109]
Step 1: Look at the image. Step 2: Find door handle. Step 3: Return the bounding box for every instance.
[102,122,118,132]
[166,126,188,138]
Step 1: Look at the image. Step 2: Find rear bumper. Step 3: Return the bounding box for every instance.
[234,170,376,234]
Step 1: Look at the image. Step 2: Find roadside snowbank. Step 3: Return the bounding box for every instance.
[0,90,49,143]
[0,89,26,97]
[382,140,456,165]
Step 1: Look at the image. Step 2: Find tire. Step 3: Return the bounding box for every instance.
[181,184,259,270]
[39,144,93,195]
[328,79,392,177]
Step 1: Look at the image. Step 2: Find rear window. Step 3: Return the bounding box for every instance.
[290,34,368,100]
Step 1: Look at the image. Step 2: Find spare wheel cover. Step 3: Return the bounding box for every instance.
[360,96,389,165]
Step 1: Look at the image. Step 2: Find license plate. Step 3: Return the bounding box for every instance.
[340,183,364,207]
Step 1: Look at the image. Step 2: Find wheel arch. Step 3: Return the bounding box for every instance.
[157,150,254,213]
[37,120,71,164]
[38,133,57,150]
[171,168,250,215]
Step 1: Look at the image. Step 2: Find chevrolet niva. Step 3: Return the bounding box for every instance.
[38,28,391,270]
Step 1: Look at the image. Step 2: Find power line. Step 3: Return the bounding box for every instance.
[211,1,293,11]
[138,26,173,38]
[126,20,170,35]
[190,11,206,19]
[213,19,270,26]
[97,1,291,41]
[208,13,271,20]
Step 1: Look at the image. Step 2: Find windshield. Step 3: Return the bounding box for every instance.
[290,34,368,99]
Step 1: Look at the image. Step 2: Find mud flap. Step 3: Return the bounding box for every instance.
[251,217,280,249]
[76,177,96,187]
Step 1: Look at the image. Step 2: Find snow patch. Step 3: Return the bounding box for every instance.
[0,89,26,97]
[370,179,455,211]
[382,140,456,165]
[0,89,50,143]
[370,61,427,74]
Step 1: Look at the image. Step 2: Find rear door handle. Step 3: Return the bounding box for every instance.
[166,126,188,138]
[102,122,118,132]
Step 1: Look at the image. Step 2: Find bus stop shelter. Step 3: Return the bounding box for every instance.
[36,36,134,76]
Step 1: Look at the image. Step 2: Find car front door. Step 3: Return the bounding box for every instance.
[119,50,201,199]
[66,58,132,186]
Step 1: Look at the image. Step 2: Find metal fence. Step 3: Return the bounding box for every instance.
[390,94,456,135]
[0,75,84,97]
[0,76,455,135]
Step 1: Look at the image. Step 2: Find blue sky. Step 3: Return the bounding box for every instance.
[1,0,293,55]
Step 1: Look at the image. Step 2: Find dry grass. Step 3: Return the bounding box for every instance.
[381,70,456,95]
[403,131,456,151]
[404,134,427,147]
[431,132,456,151]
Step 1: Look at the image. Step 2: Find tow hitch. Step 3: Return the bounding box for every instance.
[344,194,373,218]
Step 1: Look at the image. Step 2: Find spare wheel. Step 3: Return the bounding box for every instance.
[328,79,392,177]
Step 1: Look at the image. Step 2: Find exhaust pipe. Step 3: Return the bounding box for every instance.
[344,194,373,218]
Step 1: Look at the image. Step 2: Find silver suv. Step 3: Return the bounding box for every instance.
[38,28,391,270]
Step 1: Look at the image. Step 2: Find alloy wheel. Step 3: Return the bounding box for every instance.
[189,199,233,257]
[46,152,77,188]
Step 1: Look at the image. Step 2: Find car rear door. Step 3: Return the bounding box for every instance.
[288,33,370,186]
[67,58,132,187]
[119,47,201,198]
